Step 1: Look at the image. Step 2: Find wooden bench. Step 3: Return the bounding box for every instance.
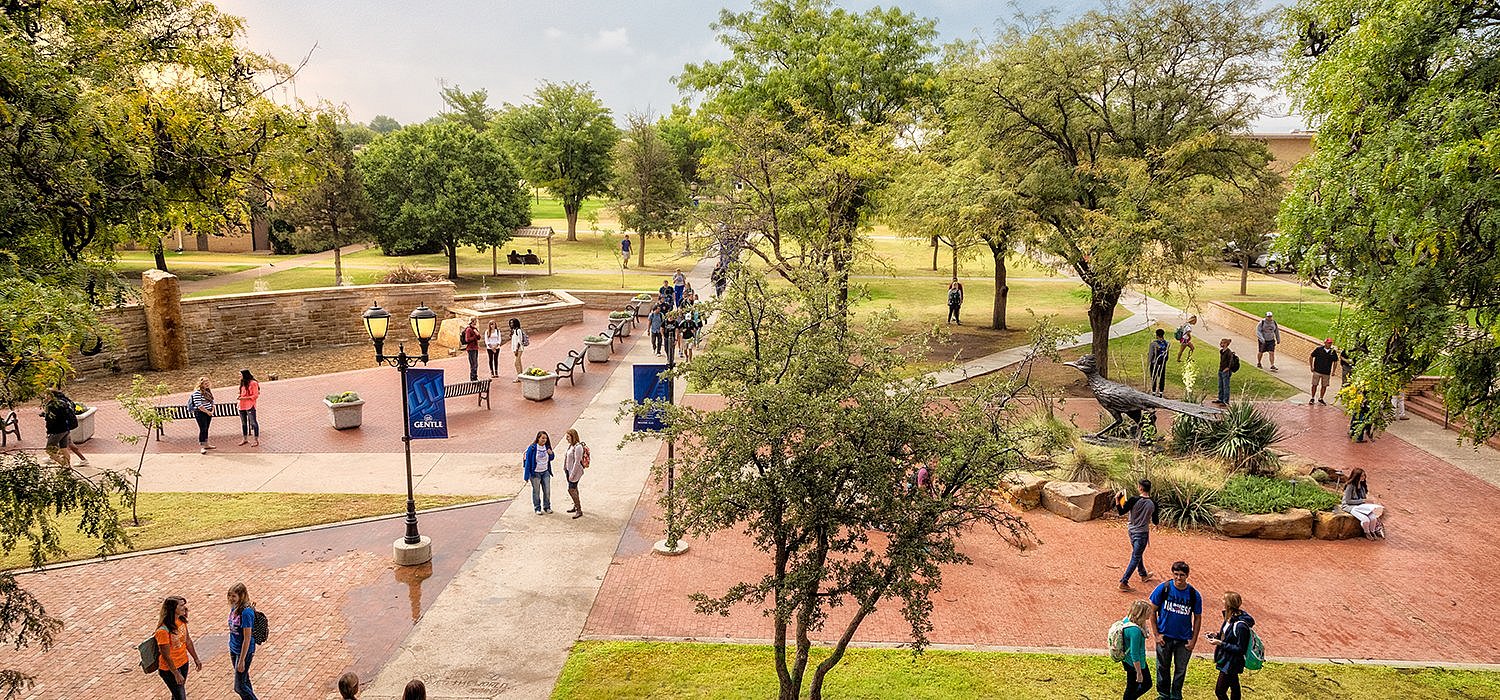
[506,252,545,265]
[1,410,20,447]
[554,349,587,386]
[153,402,240,440]
[444,378,492,409]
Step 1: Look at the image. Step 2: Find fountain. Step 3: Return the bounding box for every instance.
[435,285,585,350]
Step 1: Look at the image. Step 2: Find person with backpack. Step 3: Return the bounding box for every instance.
[563,428,589,519]
[1116,479,1159,591]
[649,306,666,356]
[1147,330,1170,397]
[1149,561,1202,700]
[461,318,481,382]
[190,376,217,454]
[42,388,86,467]
[226,582,260,699]
[523,431,555,514]
[946,278,964,325]
[154,596,202,700]
[1110,599,1154,700]
[508,318,527,382]
[1207,591,1257,700]
[1174,315,1197,362]
[1215,338,1238,405]
[1254,311,1280,370]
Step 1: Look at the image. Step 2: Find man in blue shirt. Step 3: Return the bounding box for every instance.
[621,236,632,268]
[1149,561,1202,700]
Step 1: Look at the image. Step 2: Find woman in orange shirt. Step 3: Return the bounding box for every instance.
[155,596,202,700]
[238,369,260,447]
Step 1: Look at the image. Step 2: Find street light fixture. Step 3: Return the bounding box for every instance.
[363,301,439,566]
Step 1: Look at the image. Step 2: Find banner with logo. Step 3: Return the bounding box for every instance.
[405,367,448,439]
[632,363,673,432]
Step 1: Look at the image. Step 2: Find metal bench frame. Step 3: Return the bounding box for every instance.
[1,410,20,447]
[444,378,492,409]
[555,350,587,386]
[153,402,240,440]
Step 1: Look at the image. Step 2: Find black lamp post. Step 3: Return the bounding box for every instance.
[363,301,439,565]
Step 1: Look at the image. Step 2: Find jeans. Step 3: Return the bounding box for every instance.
[467,348,479,380]
[1149,361,1167,394]
[195,411,212,445]
[1217,370,1231,403]
[233,650,258,700]
[1123,661,1153,700]
[487,348,501,376]
[240,407,259,438]
[1155,638,1191,700]
[651,330,663,353]
[1214,669,1241,700]
[530,470,552,512]
[947,303,961,323]
[1121,532,1149,584]
[673,284,684,307]
[158,662,189,700]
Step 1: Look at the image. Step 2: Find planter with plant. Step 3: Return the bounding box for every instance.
[584,334,613,362]
[69,401,97,444]
[518,367,558,401]
[633,293,653,317]
[609,310,633,336]
[323,391,365,430]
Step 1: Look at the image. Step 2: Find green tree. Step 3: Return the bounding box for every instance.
[493,82,620,241]
[115,376,172,526]
[358,122,530,279]
[283,111,375,286]
[626,276,1040,700]
[338,122,380,147]
[947,0,1278,376]
[368,115,402,134]
[613,114,689,268]
[1280,0,1500,443]
[655,104,711,197]
[1196,176,1283,296]
[439,83,495,132]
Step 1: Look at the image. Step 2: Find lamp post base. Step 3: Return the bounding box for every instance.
[652,538,690,556]
[393,536,433,566]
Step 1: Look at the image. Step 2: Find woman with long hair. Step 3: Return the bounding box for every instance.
[1341,468,1387,539]
[403,679,427,700]
[338,672,360,699]
[154,596,202,700]
[484,320,504,379]
[226,582,259,699]
[237,369,260,447]
[563,429,587,519]
[1119,599,1153,700]
[189,377,216,454]
[523,431,555,514]
[509,318,526,382]
[1208,591,1256,700]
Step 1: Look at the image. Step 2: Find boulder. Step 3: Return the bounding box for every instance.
[1217,508,1314,540]
[1314,511,1363,540]
[1003,473,1049,509]
[1042,481,1113,522]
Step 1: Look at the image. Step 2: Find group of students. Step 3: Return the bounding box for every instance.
[186,370,262,453]
[150,584,261,700]
[459,317,529,382]
[521,428,591,517]
[1112,564,1259,700]
[335,673,427,699]
[647,269,705,359]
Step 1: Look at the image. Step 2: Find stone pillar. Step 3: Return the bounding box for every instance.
[141,270,188,370]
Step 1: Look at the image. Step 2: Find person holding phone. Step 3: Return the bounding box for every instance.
[1207,591,1255,700]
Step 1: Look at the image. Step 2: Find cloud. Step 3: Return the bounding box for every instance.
[587,27,633,54]
[543,27,563,40]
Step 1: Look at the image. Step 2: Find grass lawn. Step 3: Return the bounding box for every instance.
[341,231,703,277]
[0,492,484,570]
[1224,300,1348,343]
[116,261,257,284]
[1156,269,1335,311]
[529,194,614,224]
[552,641,1500,700]
[111,250,275,265]
[858,235,1061,280]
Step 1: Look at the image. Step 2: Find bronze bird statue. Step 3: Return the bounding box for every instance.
[1062,354,1226,438]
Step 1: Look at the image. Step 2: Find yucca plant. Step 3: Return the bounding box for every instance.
[1150,460,1226,530]
[1204,402,1284,475]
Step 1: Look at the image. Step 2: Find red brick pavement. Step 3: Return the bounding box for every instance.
[583,399,1500,664]
[0,502,506,700]
[12,310,639,455]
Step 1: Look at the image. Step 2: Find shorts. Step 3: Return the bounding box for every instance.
[46,431,72,449]
[1312,372,1331,388]
[567,480,580,489]
[1259,339,1276,353]
[1178,336,1192,346]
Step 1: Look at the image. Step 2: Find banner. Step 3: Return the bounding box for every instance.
[405,367,448,439]
[632,363,673,432]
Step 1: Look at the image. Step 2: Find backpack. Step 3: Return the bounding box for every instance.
[137,635,160,674]
[581,443,591,468]
[1242,623,1265,670]
[1107,618,1138,662]
[947,288,961,305]
[1173,325,1186,341]
[251,608,269,644]
[1229,352,1241,374]
[520,330,530,348]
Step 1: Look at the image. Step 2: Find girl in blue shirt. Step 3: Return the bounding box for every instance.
[226,582,259,700]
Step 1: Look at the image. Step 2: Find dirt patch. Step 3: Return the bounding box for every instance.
[64,344,377,404]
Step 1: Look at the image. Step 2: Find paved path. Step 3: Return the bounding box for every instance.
[175,244,372,293]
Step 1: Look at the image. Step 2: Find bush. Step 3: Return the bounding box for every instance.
[1149,459,1225,530]
[521,367,551,377]
[325,391,361,404]
[609,311,632,320]
[1170,402,1284,475]
[381,264,442,285]
[1218,475,1341,514]
[1064,444,1130,485]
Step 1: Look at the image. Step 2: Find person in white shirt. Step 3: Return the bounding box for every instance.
[509,318,525,382]
[1255,311,1281,370]
[1176,315,1197,362]
[484,320,504,378]
[563,429,587,519]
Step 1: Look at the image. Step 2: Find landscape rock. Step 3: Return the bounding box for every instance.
[1217,508,1314,539]
[1314,511,1363,540]
[1003,473,1050,509]
[1042,481,1112,522]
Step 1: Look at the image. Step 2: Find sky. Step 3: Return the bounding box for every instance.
[214,0,1306,133]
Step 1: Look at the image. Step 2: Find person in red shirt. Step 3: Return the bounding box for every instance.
[461,319,481,381]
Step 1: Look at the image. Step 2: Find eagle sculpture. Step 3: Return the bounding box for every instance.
[1062,354,1226,438]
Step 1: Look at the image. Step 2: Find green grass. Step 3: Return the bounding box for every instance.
[1219,474,1343,514]
[552,641,1500,700]
[1063,326,1299,401]
[854,277,1097,335]
[858,234,1060,279]
[1224,301,1347,343]
[529,194,613,224]
[1156,271,1335,311]
[1,492,485,570]
[342,230,702,276]
[111,250,275,265]
[115,261,256,283]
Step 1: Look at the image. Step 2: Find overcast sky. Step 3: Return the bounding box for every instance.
[215,0,1305,133]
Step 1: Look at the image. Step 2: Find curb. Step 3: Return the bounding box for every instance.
[7,497,510,576]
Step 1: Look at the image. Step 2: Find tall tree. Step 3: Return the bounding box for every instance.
[612,114,689,268]
[493,82,619,240]
[439,84,495,132]
[1280,0,1500,442]
[358,122,530,279]
[655,104,711,198]
[1196,176,1283,296]
[368,115,402,134]
[948,0,1278,376]
[283,111,375,286]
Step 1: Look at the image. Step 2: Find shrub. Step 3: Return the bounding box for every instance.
[521,367,551,377]
[633,293,653,301]
[1064,444,1130,485]
[1218,475,1341,514]
[609,311,632,319]
[381,264,442,284]
[1149,459,1226,530]
[1017,412,1077,461]
[325,391,361,404]
[1170,402,1284,475]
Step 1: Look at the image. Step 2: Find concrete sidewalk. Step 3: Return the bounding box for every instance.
[77,450,517,495]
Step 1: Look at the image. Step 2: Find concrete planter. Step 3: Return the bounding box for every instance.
[633,298,652,318]
[70,406,97,444]
[584,339,613,363]
[518,373,558,401]
[323,399,365,430]
[610,314,633,336]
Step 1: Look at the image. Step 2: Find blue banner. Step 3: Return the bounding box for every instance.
[406,367,448,439]
[632,363,673,432]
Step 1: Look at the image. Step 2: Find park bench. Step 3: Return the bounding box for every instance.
[554,349,587,386]
[153,402,240,440]
[443,378,492,409]
[506,251,545,266]
[1,410,20,447]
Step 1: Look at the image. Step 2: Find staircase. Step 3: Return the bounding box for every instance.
[1405,377,1500,449]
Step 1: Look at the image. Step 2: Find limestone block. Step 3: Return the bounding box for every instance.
[1042,481,1112,522]
[1003,473,1049,509]
[1314,511,1363,540]
[141,269,187,370]
[1217,508,1314,539]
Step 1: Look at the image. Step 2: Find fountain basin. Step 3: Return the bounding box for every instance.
[437,290,585,351]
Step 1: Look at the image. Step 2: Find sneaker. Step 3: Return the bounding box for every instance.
[1308,399,1315,405]
[204,444,216,450]
[1140,572,1156,582]
[1119,582,1134,592]
[544,508,553,514]
[1398,415,1410,420]
[572,512,583,519]
[1318,399,1327,405]
[1256,363,1263,368]
[200,447,208,455]
[535,509,543,515]
[1270,365,1279,371]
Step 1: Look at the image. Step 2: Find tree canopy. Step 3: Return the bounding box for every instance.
[493,82,619,240]
[612,114,689,267]
[282,111,375,286]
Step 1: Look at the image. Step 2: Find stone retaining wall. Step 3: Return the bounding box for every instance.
[559,289,653,311]
[1203,301,1323,361]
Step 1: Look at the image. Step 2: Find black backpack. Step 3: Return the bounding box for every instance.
[1229,352,1241,374]
[251,608,269,644]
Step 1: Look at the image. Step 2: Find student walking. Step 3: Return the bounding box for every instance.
[190,377,216,454]
[1147,329,1170,397]
[946,278,964,324]
[484,320,504,378]
[658,280,673,308]
[621,236,632,268]
[672,269,686,307]
[1118,600,1154,700]
[1116,479,1158,591]
[226,583,259,700]
[563,429,588,519]
[42,388,86,467]
[461,318,481,381]
[649,306,666,355]
[523,431,555,514]
[1214,339,1237,405]
[338,672,361,699]
[1175,315,1197,362]
[237,370,260,447]
[509,319,526,382]
[1207,592,1255,700]
[1308,338,1338,405]
[1255,312,1280,370]
[1149,561,1203,700]
[154,596,202,700]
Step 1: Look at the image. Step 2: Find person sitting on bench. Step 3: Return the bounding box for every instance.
[507,250,523,264]
[523,249,541,265]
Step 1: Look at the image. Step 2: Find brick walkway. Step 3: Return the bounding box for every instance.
[3,502,506,700]
[583,399,1500,665]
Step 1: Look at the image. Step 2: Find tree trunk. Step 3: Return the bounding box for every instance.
[950,244,958,280]
[152,237,168,272]
[333,230,344,286]
[564,203,579,241]
[447,242,459,280]
[1088,287,1122,379]
[930,235,939,271]
[637,233,646,268]
[1239,254,1250,295]
[992,249,1008,330]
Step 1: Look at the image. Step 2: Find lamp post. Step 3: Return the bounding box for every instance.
[363,301,439,566]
